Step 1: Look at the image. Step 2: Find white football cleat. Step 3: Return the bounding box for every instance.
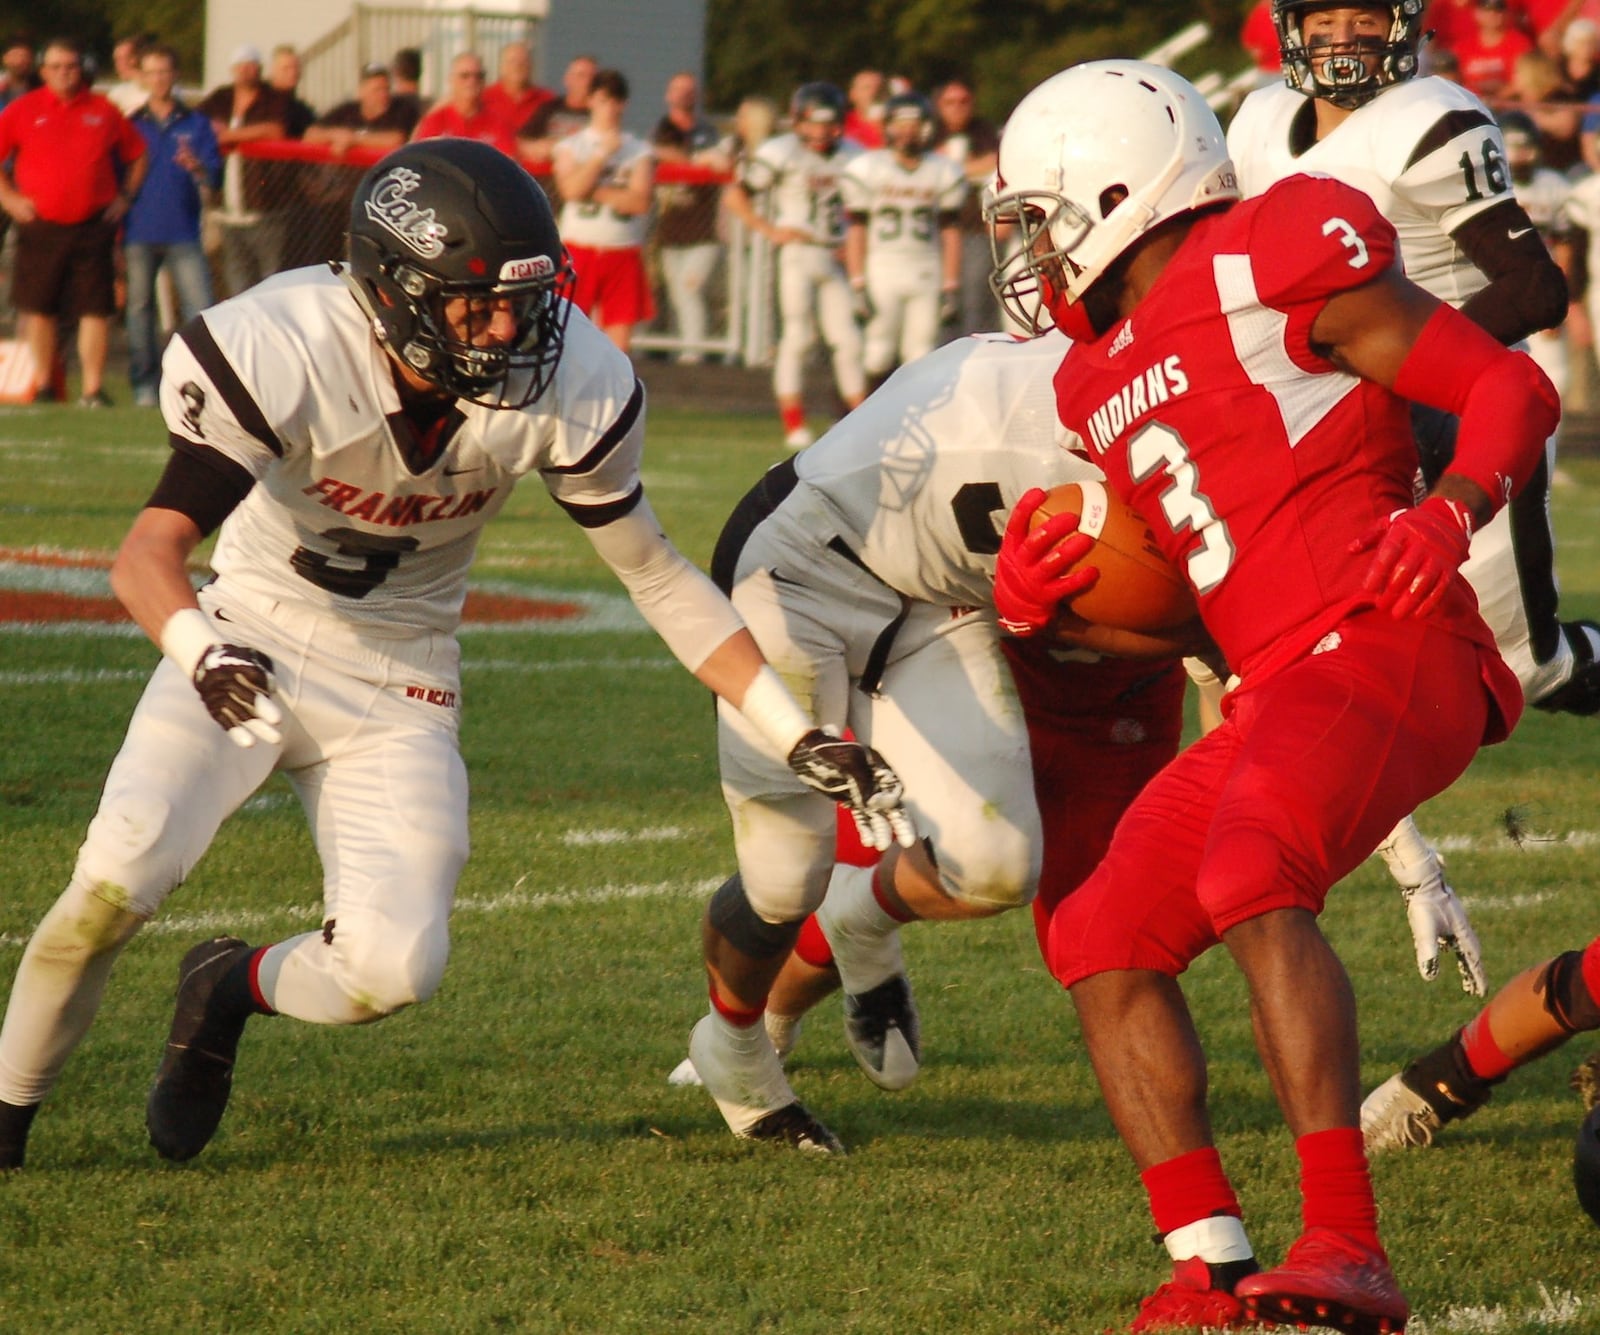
[1361,1072,1445,1152]
[815,896,920,1091]
[783,425,813,450]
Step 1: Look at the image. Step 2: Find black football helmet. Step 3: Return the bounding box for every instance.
[883,91,935,152]
[1274,0,1424,109]
[342,138,575,409]
[791,80,846,126]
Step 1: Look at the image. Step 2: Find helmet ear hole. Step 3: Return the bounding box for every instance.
[1099,185,1129,219]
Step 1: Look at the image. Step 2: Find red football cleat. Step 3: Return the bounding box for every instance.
[1235,1228,1409,1333]
[1129,1255,1250,1331]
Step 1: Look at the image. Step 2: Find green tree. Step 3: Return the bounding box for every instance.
[707,0,1254,119]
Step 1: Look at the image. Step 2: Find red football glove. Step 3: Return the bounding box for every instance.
[994,487,1100,636]
[1352,495,1475,620]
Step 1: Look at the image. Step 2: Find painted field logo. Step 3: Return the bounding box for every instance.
[0,549,591,629]
[365,167,448,258]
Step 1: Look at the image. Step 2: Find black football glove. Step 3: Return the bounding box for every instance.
[193,644,283,748]
[851,284,875,325]
[939,288,960,326]
[787,726,915,852]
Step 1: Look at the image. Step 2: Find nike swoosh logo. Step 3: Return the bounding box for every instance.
[1508,227,1535,240]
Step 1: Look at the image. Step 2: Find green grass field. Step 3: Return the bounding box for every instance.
[2,396,1599,1333]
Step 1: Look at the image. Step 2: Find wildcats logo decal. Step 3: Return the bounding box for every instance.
[365,167,448,258]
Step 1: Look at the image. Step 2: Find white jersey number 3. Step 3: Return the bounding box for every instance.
[1127,422,1235,594]
[1322,216,1370,268]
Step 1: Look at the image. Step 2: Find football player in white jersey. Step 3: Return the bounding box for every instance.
[685,328,1191,1151]
[840,91,967,392]
[723,82,867,449]
[0,140,911,1169]
[1228,0,1593,981]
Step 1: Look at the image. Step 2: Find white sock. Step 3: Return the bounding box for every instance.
[689,1010,794,1135]
[816,863,906,994]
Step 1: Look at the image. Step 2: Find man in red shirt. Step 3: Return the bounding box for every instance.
[1453,0,1537,98]
[0,35,145,405]
[988,59,1556,1334]
[482,41,552,141]
[411,51,515,156]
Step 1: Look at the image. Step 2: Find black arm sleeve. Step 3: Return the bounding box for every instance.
[1452,197,1570,344]
[144,436,258,538]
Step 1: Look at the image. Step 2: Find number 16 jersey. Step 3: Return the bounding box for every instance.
[1226,76,1511,307]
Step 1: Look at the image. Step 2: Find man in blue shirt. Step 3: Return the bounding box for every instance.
[124,44,221,406]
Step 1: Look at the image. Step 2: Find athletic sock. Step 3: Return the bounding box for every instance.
[1460,1012,1516,1081]
[1141,1146,1243,1237]
[1296,1127,1381,1250]
[0,1100,39,1170]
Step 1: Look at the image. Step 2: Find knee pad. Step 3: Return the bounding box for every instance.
[707,874,800,959]
[1538,950,1600,1035]
[329,912,450,1016]
[936,833,1036,912]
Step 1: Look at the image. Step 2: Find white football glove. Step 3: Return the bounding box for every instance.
[1402,878,1486,996]
[787,727,916,852]
[193,643,284,749]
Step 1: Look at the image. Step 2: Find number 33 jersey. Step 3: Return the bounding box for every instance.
[1054,176,1441,679]
[1226,77,1511,307]
[158,266,644,636]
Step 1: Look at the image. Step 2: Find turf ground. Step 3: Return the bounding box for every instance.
[1,396,1598,1333]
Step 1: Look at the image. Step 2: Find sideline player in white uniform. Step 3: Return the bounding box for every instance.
[1228,0,1588,980]
[841,91,966,392]
[552,67,656,354]
[1499,110,1575,403]
[0,140,911,1169]
[688,329,1194,1151]
[723,82,866,450]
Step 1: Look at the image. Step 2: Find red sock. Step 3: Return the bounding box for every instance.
[1460,1011,1515,1081]
[794,915,835,968]
[709,984,764,1027]
[1297,1127,1381,1248]
[245,946,275,1015]
[1140,1147,1242,1236]
[780,403,806,433]
[870,865,917,924]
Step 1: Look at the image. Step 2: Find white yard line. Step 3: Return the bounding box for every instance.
[0,656,677,687]
[0,875,720,951]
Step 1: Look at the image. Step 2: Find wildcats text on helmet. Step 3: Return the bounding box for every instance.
[365,167,449,259]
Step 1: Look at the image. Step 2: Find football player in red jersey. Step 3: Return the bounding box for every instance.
[987,60,1558,1333]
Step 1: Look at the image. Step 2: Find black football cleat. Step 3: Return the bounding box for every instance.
[741,1102,845,1155]
[147,936,255,1162]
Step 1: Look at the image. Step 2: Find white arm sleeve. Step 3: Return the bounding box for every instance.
[583,494,745,673]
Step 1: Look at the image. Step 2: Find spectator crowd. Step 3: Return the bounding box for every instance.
[0,28,1010,431]
[16,7,1600,442]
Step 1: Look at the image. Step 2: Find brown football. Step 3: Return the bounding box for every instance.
[1025,481,1198,634]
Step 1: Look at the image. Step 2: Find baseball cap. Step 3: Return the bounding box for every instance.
[230,43,263,66]
[360,61,389,79]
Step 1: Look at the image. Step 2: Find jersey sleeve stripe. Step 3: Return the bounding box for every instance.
[175,316,286,458]
[1404,107,1494,172]
[543,377,645,477]
[552,482,644,529]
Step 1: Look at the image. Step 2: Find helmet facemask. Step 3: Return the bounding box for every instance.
[392,258,574,409]
[1274,0,1424,109]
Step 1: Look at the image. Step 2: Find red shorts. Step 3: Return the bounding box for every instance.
[1046,611,1506,989]
[566,243,656,329]
[1002,643,1187,963]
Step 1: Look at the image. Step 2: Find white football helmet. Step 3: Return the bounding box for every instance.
[985,60,1239,341]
